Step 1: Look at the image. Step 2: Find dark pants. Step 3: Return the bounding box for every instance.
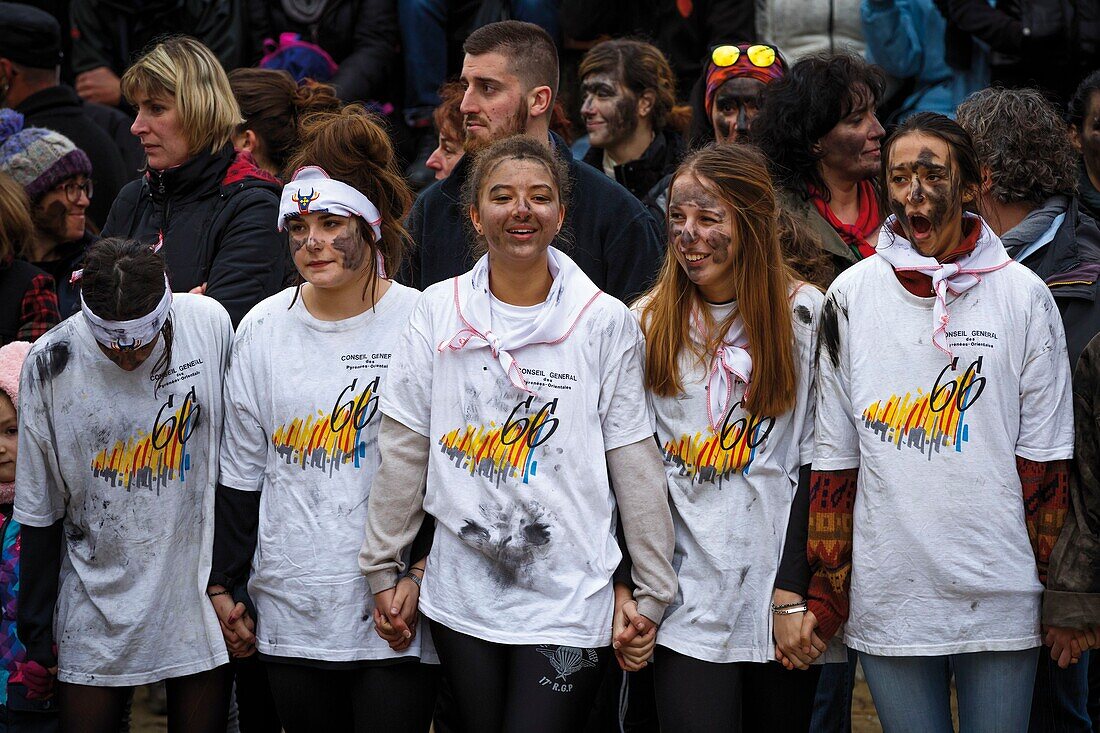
[810,648,858,733]
[1030,648,1092,732]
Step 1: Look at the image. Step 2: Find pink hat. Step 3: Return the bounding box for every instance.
[0,341,30,505]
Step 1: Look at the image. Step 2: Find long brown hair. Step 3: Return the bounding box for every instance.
[640,144,798,416]
[0,173,32,262]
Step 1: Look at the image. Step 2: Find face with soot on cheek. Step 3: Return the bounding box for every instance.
[286,212,373,290]
[711,77,765,144]
[886,132,972,259]
[469,157,565,270]
[668,173,737,303]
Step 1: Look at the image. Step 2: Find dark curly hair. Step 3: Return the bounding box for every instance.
[1068,69,1100,132]
[956,87,1077,206]
[749,53,885,200]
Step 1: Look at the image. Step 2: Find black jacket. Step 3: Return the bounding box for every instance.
[581,129,685,207]
[15,85,135,229]
[25,232,96,320]
[101,144,290,326]
[246,0,398,103]
[402,133,664,304]
[1014,197,1100,368]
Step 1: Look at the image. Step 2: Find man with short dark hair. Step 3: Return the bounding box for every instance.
[403,20,663,304]
[0,2,138,228]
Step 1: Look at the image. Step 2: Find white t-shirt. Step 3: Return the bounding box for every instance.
[814,255,1074,656]
[638,287,822,663]
[382,277,653,648]
[219,284,436,663]
[14,294,231,685]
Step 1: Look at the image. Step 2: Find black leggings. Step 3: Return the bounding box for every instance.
[653,645,822,732]
[58,664,233,733]
[429,620,611,733]
[265,659,438,733]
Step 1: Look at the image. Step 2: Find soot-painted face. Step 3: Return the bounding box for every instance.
[581,73,640,150]
[470,158,564,269]
[711,77,766,144]
[286,212,373,290]
[817,86,885,185]
[668,173,737,303]
[886,132,967,259]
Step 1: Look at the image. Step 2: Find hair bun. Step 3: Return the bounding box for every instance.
[0,110,26,146]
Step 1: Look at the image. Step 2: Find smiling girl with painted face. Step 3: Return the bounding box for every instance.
[807,112,1075,731]
[359,135,676,733]
[633,144,824,731]
[14,237,235,732]
[209,108,438,732]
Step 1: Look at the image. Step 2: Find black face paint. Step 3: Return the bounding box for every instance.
[31,199,70,244]
[289,233,307,253]
[705,231,732,264]
[887,143,960,255]
[331,219,369,271]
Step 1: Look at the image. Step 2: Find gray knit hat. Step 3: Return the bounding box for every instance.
[0,109,92,202]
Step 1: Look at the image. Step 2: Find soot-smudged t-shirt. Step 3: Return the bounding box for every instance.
[220,284,435,663]
[639,286,822,663]
[814,255,1073,655]
[15,294,232,685]
[382,277,653,648]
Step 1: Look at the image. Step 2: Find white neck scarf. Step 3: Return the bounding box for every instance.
[875,213,1011,357]
[693,305,751,432]
[438,247,603,394]
[81,276,172,350]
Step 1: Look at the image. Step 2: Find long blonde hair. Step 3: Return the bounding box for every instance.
[639,144,798,416]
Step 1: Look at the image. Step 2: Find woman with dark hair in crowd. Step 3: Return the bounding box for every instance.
[0,172,58,346]
[228,69,342,179]
[635,142,824,730]
[101,36,288,327]
[688,42,787,146]
[14,237,235,732]
[209,106,438,732]
[806,112,1074,731]
[0,111,95,318]
[751,53,886,283]
[359,135,676,732]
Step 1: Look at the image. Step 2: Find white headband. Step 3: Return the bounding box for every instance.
[81,276,173,350]
[278,165,383,244]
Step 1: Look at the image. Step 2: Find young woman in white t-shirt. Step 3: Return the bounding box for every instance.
[634,144,825,730]
[359,135,677,732]
[208,108,438,732]
[15,237,234,732]
[806,112,1075,732]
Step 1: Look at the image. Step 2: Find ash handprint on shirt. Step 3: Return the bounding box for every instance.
[91,386,201,492]
[862,355,987,458]
[439,394,560,485]
[458,499,554,585]
[663,399,775,486]
[271,376,380,474]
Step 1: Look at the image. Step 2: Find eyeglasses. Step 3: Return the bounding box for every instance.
[55,179,93,204]
[711,44,779,69]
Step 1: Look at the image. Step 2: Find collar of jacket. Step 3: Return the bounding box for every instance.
[441,131,577,201]
[14,85,85,117]
[1022,197,1100,302]
[145,143,235,204]
[777,187,859,263]
[581,128,683,176]
[1079,162,1100,222]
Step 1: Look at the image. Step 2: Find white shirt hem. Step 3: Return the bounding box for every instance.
[845,634,1041,657]
[656,638,772,664]
[57,652,227,687]
[421,606,610,649]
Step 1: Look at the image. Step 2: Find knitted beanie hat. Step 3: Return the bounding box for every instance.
[0,341,31,505]
[0,109,92,202]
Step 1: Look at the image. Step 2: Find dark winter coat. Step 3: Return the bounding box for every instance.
[403,133,664,304]
[246,0,398,103]
[101,144,291,326]
[25,232,96,320]
[15,85,135,229]
[581,129,685,207]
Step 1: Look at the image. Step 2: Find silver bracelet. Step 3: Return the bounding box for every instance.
[403,570,423,588]
[772,603,808,615]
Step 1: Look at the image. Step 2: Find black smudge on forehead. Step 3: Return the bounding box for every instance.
[670,178,722,212]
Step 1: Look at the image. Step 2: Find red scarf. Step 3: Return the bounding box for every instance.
[893,217,982,297]
[810,180,881,259]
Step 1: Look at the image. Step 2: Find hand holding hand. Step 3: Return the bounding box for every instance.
[373,574,421,651]
[612,584,657,672]
[209,588,256,658]
[775,603,826,671]
[12,659,56,700]
[1044,625,1084,668]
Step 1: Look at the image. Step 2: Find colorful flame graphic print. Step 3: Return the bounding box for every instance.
[271,377,379,474]
[439,396,559,484]
[861,356,986,458]
[91,387,199,491]
[663,399,774,485]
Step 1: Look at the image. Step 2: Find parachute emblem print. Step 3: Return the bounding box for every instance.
[537,646,598,681]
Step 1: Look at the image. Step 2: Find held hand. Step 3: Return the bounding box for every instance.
[612,586,657,672]
[209,589,256,658]
[1045,625,1085,668]
[12,660,56,700]
[775,608,826,671]
[188,282,207,296]
[772,590,815,670]
[373,576,421,651]
[75,66,122,107]
[373,587,413,647]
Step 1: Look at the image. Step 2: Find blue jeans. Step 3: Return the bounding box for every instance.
[810,648,858,733]
[398,0,562,126]
[861,648,1040,733]
[1030,649,1092,732]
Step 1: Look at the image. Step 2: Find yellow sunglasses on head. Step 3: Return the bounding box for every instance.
[711,44,778,69]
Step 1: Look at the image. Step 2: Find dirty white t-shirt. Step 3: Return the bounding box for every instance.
[814,255,1074,656]
[15,294,231,685]
[382,277,653,648]
[641,286,822,663]
[220,284,435,663]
